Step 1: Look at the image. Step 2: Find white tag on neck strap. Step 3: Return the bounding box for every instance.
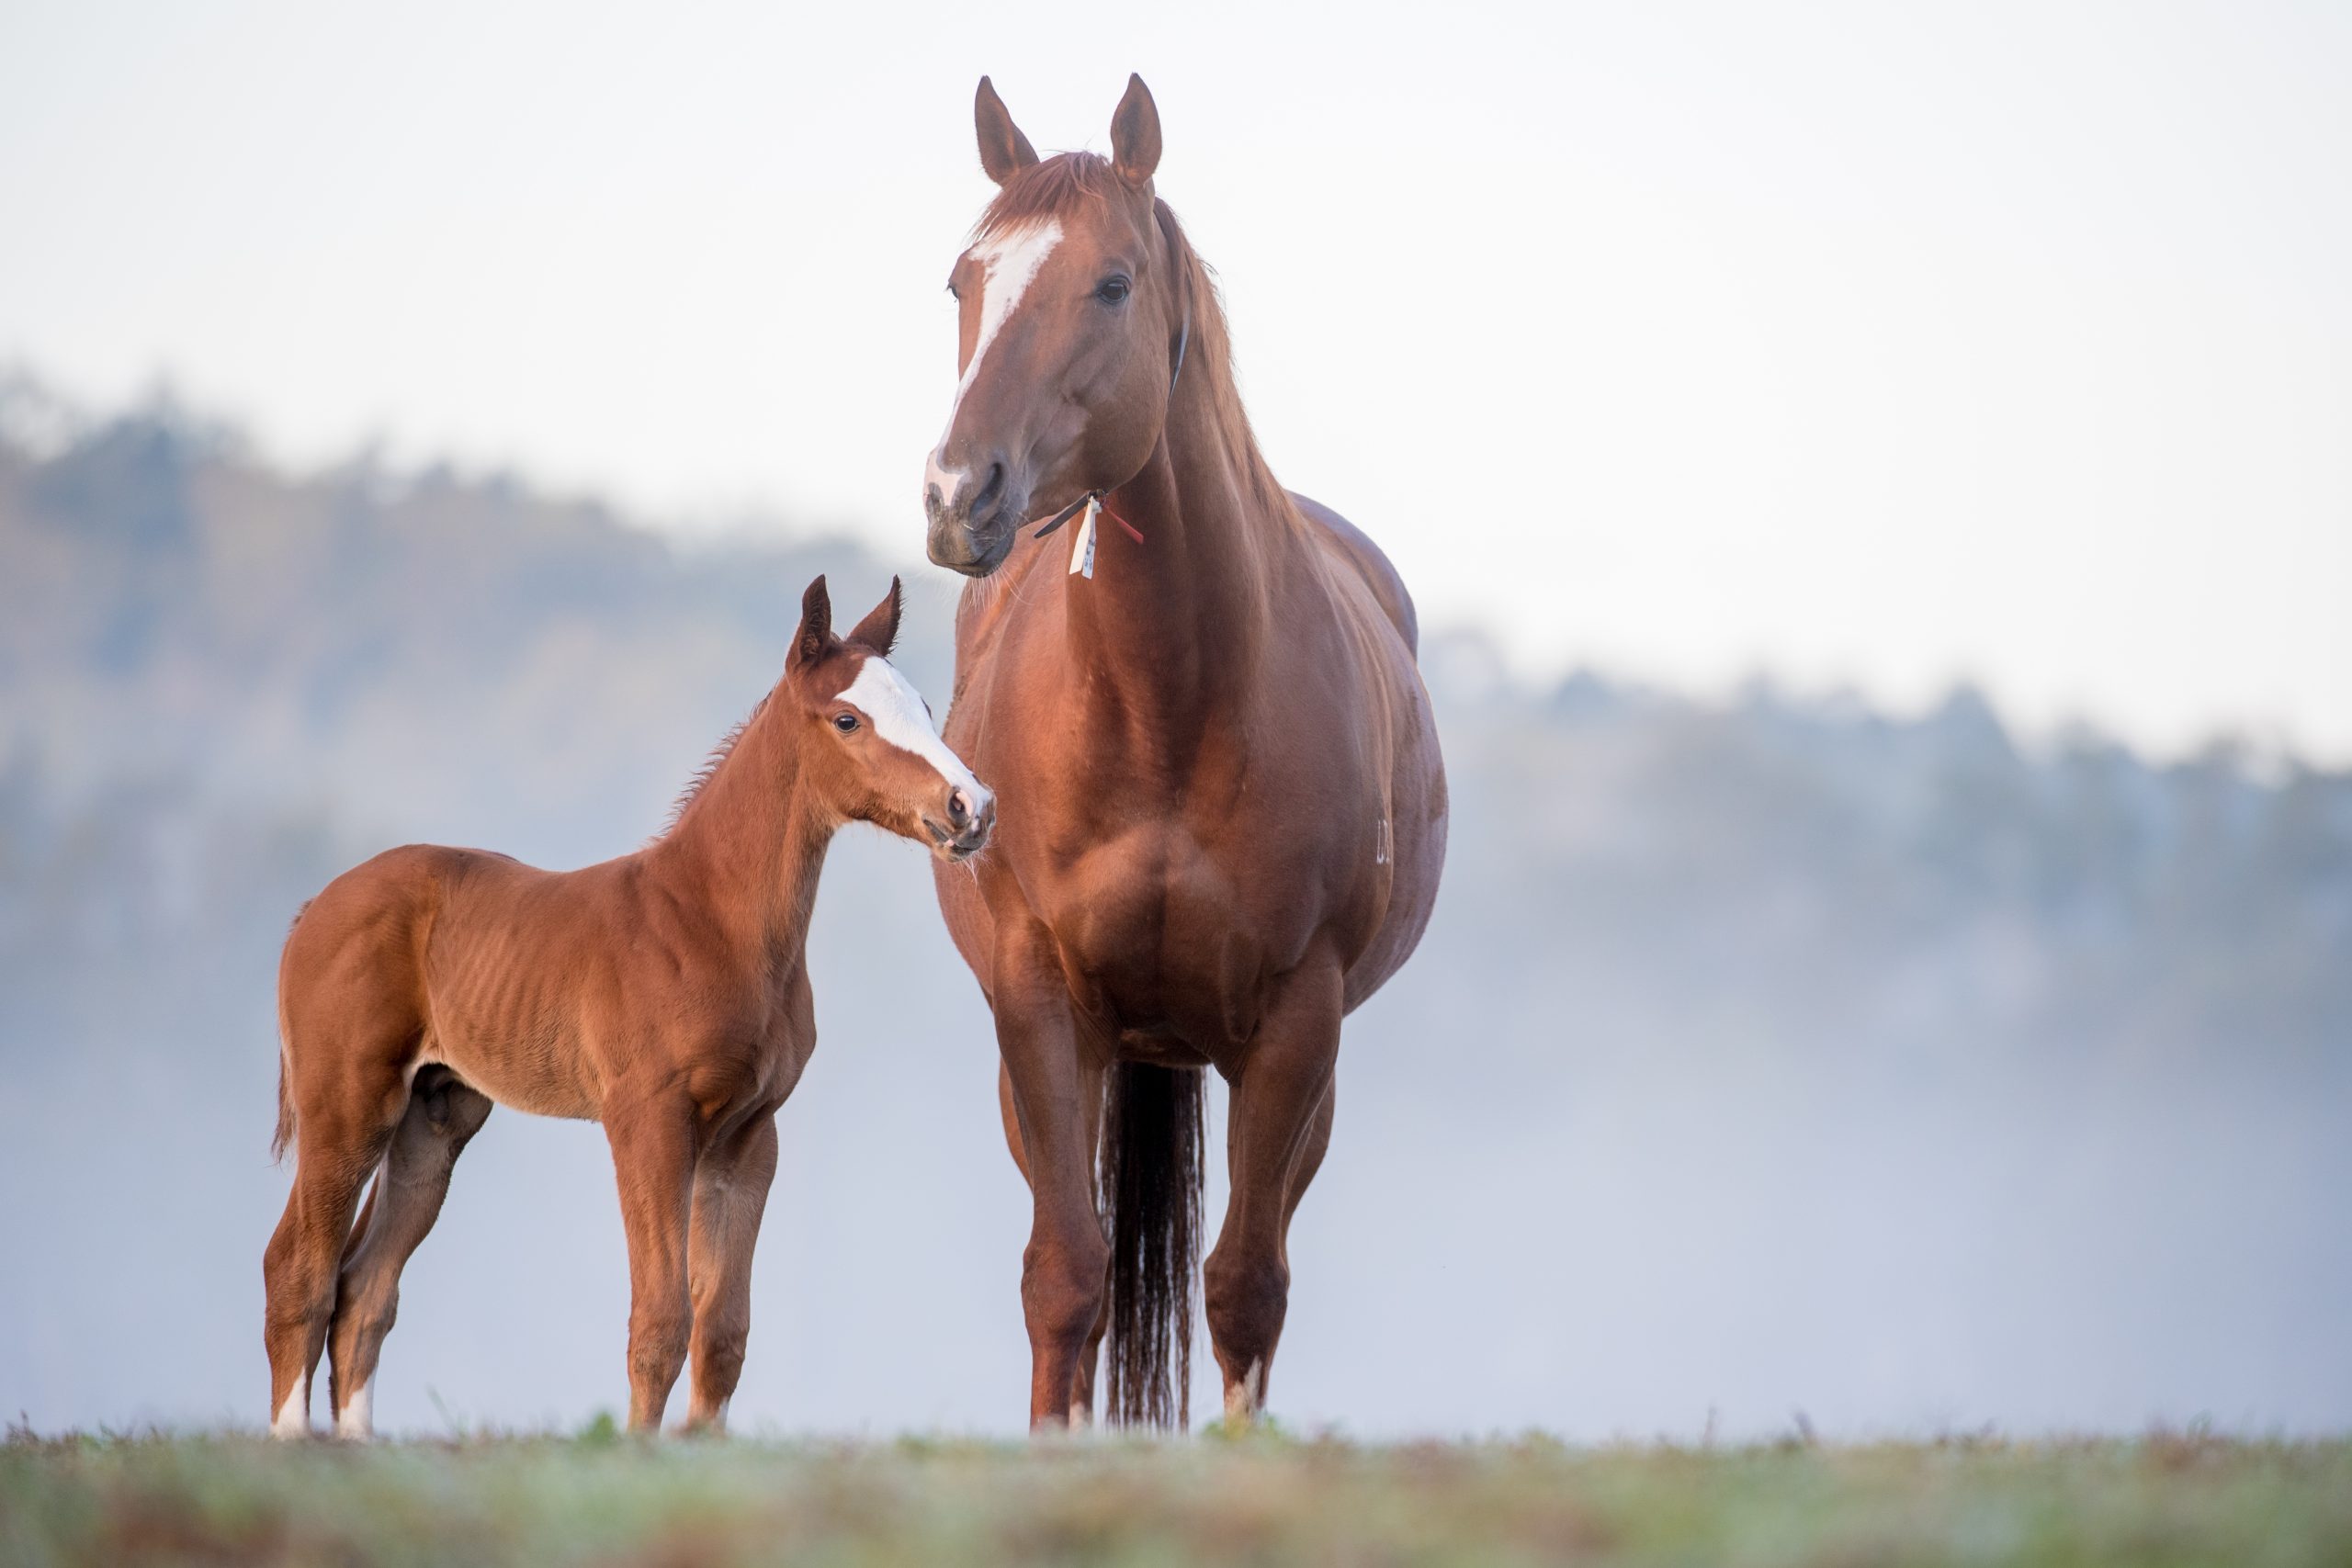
[1068,495,1100,579]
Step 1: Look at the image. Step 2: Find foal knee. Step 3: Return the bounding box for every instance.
[628,1306,692,1387]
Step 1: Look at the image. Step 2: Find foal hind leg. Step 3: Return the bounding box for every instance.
[262,1060,410,1438]
[682,1111,779,1434]
[325,1067,492,1439]
[1204,953,1343,1427]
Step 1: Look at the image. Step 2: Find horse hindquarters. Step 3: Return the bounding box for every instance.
[262,851,441,1438]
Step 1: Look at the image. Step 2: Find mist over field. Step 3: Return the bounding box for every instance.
[3,387,2346,1440]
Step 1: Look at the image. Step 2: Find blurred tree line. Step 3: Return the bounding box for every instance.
[3,385,2346,1089]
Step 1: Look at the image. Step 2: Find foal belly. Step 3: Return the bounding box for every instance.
[424,1026,602,1121]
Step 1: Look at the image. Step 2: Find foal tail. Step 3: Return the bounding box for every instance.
[1099,1062,1204,1428]
[270,900,311,1164]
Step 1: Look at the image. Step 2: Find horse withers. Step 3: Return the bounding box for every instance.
[923,77,1448,1429]
[262,577,989,1439]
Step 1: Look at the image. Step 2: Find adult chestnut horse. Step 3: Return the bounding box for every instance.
[263,578,991,1439]
[923,76,1447,1429]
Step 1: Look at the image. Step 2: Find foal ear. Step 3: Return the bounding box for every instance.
[976,76,1039,186]
[1109,73,1161,189]
[789,574,832,671]
[850,575,903,657]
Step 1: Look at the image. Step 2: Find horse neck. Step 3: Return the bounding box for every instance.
[1063,368,1285,720]
[656,705,833,957]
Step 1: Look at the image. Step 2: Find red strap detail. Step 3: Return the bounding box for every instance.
[1103,503,1146,545]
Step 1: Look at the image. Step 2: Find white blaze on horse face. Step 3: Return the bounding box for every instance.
[925,218,1064,509]
[838,655,989,810]
[271,1384,306,1439]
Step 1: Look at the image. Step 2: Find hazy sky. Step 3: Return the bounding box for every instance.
[4,0,2346,760]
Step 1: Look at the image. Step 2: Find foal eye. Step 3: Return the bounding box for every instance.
[1095,275,1131,304]
[832,713,860,734]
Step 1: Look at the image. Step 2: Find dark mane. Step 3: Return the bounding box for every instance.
[662,694,768,835]
[979,152,1296,529]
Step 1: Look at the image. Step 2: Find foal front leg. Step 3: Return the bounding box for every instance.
[682,1112,779,1434]
[605,1097,699,1432]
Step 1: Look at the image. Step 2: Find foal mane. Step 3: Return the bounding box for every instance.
[979,152,1296,527]
[661,692,770,837]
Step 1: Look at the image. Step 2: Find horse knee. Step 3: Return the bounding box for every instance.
[1022,1235,1109,1349]
[628,1307,692,1383]
[1203,1247,1288,1364]
[692,1327,748,1393]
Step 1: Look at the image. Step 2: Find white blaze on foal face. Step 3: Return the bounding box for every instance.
[925,218,1063,508]
[838,654,990,844]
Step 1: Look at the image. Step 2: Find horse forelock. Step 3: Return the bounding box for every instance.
[976,151,1120,241]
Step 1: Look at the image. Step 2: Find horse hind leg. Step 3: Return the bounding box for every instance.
[261,1048,412,1438]
[325,1066,492,1440]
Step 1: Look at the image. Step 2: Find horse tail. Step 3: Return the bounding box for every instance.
[1099,1061,1204,1428]
[270,900,311,1164]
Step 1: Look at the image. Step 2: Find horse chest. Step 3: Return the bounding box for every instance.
[1042,824,1317,1054]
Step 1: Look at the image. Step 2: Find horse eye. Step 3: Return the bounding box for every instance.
[945,279,960,302]
[1095,276,1131,305]
[833,713,859,733]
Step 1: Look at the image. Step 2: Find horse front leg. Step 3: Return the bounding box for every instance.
[1203,950,1344,1427]
[682,1111,779,1434]
[992,923,1111,1431]
[604,1094,699,1433]
[996,1059,1111,1428]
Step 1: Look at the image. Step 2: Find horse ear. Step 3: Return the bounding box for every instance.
[789,574,832,671]
[850,575,903,657]
[976,76,1039,186]
[1109,73,1161,188]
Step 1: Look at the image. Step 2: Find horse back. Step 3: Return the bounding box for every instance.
[1289,491,1419,658]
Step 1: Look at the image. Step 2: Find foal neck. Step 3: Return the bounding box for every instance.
[657,699,832,953]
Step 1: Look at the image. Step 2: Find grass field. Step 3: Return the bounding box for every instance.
[5,1426,2347,1566]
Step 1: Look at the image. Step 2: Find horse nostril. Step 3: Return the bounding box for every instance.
[948,789,973,827]
[968,462,1007,526]
[924,481,944,520]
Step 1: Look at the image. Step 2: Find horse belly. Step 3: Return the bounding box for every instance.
[424,1019,601,1122]
[421,957,604,1121]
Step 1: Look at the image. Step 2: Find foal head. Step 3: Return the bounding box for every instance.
[923,74,1189,577]
[785,575,993,860]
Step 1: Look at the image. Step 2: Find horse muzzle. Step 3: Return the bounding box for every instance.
[925,455,1022,578]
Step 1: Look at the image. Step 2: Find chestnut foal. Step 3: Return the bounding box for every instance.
[263,576,991,1439]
